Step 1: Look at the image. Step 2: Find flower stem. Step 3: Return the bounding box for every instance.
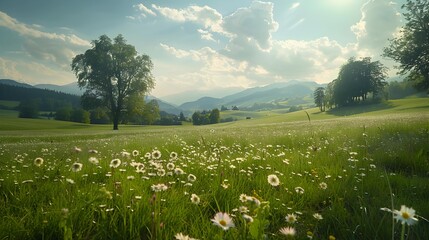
[400,223,406,240]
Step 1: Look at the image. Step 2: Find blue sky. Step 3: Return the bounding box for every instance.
[0,0,405,97]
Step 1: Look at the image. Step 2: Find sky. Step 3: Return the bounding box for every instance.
[0,0,406,98]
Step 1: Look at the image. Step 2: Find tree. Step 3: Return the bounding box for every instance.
[18,99,39,118]
[332,57,387,106]
[383,0,429,92]
[142,99,160,125]
[71,34,155,130]
[313,87,325,112]
[71,109,90,124]
[209,108,220,124]
[179,112,186,121]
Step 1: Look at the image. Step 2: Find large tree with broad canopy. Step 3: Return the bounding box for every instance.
[71,34,154,130]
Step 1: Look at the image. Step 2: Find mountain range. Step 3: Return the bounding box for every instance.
[0,79,324,114]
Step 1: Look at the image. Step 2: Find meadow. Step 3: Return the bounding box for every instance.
[0,98,428,239]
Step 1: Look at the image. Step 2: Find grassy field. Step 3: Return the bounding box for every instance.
[0,98,428,239]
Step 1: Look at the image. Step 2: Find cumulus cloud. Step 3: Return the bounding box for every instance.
[134,3,157,17]
[222,1,278,51]
[0,11,90,70]
[0,57,76,84]
[351,0,402,55]
[152,4,223,32]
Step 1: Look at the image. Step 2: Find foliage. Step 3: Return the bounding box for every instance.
[192,108,220,125]
[383,0,429,92]
[71,34,155,130]
[18,99,39,118]
[331,57,388,107]
[142,99,160,125]
[313,87,325,112]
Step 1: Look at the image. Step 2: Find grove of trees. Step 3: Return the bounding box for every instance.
[192,108,220,125]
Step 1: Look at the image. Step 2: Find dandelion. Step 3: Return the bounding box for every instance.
[110,159,121,168]
[285,213,297,224]
[295,186,305,194]
[279,226,296,236]
[190,194,200,205]
[187,174,197,182]
[267,174,280,186]
[313,213,323,220]
[71,162,83,172]
[89,157,99,165]
[211,212,235,231]
[319,182,328,190]
[393,205,418,225]
[34,157,44,167]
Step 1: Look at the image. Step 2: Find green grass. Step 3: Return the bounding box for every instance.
[0,98,428,239]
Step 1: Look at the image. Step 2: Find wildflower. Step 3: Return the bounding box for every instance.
[132,150,139,157]
[151,183,168,192]
[267,174,280,186]
[238,206,249,213]
[110,159,121,168]
[279,226,296,236]
[34,157,44,167]
[329,235,336,240]
[211,212,235,230]
[285,213,298,224]
[313,213,323,220]
[66,178,75,184]
[242,214,254,223]
[167,162,175,170]
[71,162,83,172]
[88,149,98,154]
[319,182,328,190]
[144,152,151,159]
[190,194,200,205]
[127,176,135,180]
[157,169,166,177]
[89,157,99,165]
[187,174,197,182]
[307,231,313,239]
[73,146,82,153]
[174,168,185,175]
[175,232,198,240]
[295,186,305,194]
[152,150,161,159]
[170,152,178,160]
[393,205,418,225]
[239,194,248,202]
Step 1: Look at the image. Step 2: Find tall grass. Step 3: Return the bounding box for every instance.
[0,106,428,239]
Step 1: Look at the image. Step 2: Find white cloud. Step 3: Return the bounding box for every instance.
[134,3,157,17]
[289,2,301,10]
[0,57,76,85]
[152,4,223,32]
[0,11,90,71]
[0,11,90,47]
[222,1,278,51]
[351,0,402,55]
[197,29,216,42]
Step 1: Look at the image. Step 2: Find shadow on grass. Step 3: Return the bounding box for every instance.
[326,101,395,116]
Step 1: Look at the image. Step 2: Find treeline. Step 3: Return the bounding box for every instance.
[191,108,220,125]
[0,83,81,111]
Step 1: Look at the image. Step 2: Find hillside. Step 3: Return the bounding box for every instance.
[178,81,323,112]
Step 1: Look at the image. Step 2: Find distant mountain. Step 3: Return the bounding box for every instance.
[34,82,84,96]
[0,79,34,88]
[178,81,324,112]
[146,96,185,115]
[160,87,245,105]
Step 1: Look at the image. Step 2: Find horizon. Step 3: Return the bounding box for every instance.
[0,0,406,97]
